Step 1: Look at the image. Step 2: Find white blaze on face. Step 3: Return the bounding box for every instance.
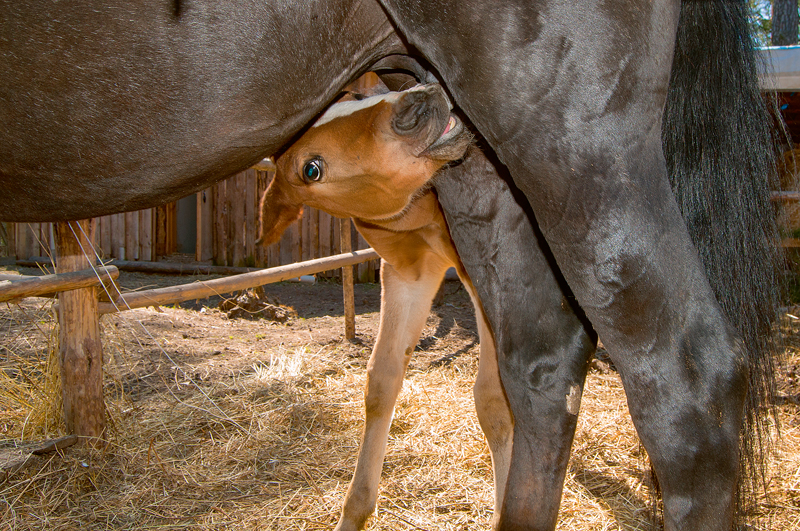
[312,85,429,128]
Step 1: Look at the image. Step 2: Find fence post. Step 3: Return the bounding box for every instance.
[339,218,356,340]
[56,220,105,443]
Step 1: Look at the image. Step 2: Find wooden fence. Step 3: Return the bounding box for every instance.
[0,218,379,441]
[197,169,378,281]
[1,169,379,282]
[5,204,174,263]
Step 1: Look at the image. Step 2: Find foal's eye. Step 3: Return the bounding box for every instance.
[302,158,324,183]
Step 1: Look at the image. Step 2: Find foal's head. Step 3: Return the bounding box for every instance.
[257,83,471,245]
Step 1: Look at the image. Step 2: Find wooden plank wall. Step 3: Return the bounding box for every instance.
[99,209,160,261]
[197,169,379,281]
[4,169,379,282]
[12,222,56,262]
[10,209,161,263]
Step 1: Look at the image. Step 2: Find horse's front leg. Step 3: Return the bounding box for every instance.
[335,260,447,531]
[435,149,597,530]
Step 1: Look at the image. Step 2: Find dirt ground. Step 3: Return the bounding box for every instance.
[1,264,799,530]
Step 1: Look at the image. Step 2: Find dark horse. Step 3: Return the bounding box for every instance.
[0,1,781,530]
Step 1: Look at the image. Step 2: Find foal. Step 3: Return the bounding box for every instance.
[258,83,512,531]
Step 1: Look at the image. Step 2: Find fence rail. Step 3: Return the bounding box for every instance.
[98,249,379,314]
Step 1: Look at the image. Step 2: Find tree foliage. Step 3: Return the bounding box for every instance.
[750,0,799,46]
[751,0,774,46]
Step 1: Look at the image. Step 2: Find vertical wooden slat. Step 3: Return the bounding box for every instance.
[94,217,102,258]
[12,224,18,259]
[311,208,320,259]
[125,211,139,261]
[245,169,257,266]
[267,239,280,268]
[194,193,203,263]
[231,172,247,267]
[43,223,53,258]
[263,166,279,265]
[107,215,115,259]
[9,222,16,258]
[318,211,332,278]
[150,207,156,260]
[31,223,41,258]
[291,217,301,264]
[99,215,112,259]
[111,213,125,259]
[26,223,38,258]
[38,223,47,258]
[14,223,25,259]
[211,184,219,264]
[1,222,14,259]
[56,219,105,442]
[36,223,48,259]
[196,190,213,262]
[26,223,37,259]
[333,216,341,254]
[26,223,36,259]
[19,223,29,259]
[166,202,177,256]
[213,181,228,265]
[40,224,50,258]
[332,216,341,279]
[140,208,153,262]
[307,209,316,259]
[340,217,355,340]
[319,212,332,257]
[301,209,311,262]
[255,170,271,268]
[279,221,296,266]
[46,223,57,259]
[23,223,34,259]
[154,206,166,259]
[225,179,235,264]
[25,223,39,259]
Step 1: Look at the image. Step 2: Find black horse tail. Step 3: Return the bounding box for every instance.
[662,0,783,525]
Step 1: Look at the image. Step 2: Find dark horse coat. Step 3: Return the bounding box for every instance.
[0,1,781,530]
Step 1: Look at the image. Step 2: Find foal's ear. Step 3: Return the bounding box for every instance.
[256,180,304,247]
[342,72,391,101]
[361,76,391,97]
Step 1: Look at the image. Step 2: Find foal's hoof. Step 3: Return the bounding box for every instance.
[333,520,359,531]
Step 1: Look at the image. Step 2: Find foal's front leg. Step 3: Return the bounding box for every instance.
[451,271,514,525]
[469,291,514,527]
[335,260,447,531]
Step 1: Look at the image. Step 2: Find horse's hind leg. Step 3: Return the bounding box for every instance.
[435,149,597,530]
[335,259,447,531]
[437,14,744,529]
[377,1,758,528]
[612,308,747,530]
